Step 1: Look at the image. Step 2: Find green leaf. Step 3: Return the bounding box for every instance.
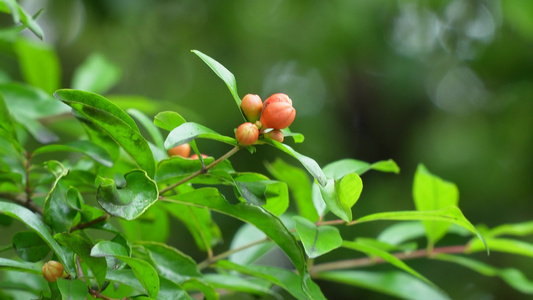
[319,173,363,222]
[55,233,107,288]
[484,221,533,238]
[377,222,470,246]
[342,240,436,286]
[163,188,308,281]
[233,173,289,216]
[156,156,233,185]
[316,270,450,300]
[97,170,159,220]
[281,128,305,143]
[203,273,279,299]
[154,111,187,132]
[159,277,194,300]
[164,201,221,253]
[437,254,533,294]
[43,165,79,234]
[91,241,160,298]
[323,158,400,179]
[293,216,342,258]
[14,38,60,94]
[54,89,155,177]
[262,139,327,187]
[229,223,274,265]
[468,237,533,258]
[2,0,20,23]
[0,3,44,39]
[356,206,488,253]
[12,231,50,262]
[71,52,122,94]
[119,205,169,243]
[128,109,165,151]
[265,158,318,221]
[57,278,88,300]
[413,164,459,247]
[0,257,40,274]
[164,122,237,149]
[33,140,113,167]
[191,50,241,112]
[137,242,201,284]
[216,260,326,300]
[0,201,74,274]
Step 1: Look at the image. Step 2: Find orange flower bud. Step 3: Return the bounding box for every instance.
[235,122,259,146]
[264,129,284,143]
[190,153,209,160]
[167,143,191,158]
[260,93,296,130]
[42,261,66,283]
[240,94,263,123]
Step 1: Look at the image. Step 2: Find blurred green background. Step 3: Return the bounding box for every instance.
[2,0,533,299]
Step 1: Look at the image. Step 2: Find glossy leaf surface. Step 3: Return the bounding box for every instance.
[293,216,342,258]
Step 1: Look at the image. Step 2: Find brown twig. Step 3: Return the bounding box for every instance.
[70,214,109,233]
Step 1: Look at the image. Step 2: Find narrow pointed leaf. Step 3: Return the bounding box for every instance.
[468,237,533,258]
[356,206,488,253]
[262,139,326,186]
[293,216,342,258]
[97,170,158,220]
[323,159,400,179]
[0,257,40,274]
[191,50,241,110]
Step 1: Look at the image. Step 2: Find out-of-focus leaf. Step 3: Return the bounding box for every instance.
[265,158,318,221]
[216,260,326,300]
[0,257,40,274]
[54,89,155,176]
[262,139,326,187]
[191,50,242,114]
[166,200,222,252]
[323,159,400,179]
[12,231,50,262]
[316,270,450,300]
[293,216,342,258]
[71,53,121,94]
[91,241,159,298]
[0,93,18,142]
[55,233,107,287]
[57,278,88,300]
[137,242,201,285]
[0,2,44,39]
[484,221,533,238]
[343,240,435,286]
[97,170,158,220]
[14,38,60,94]
[128,109,165,150]
[229,223,274,265]
[154,111,187,132]
[33,140,113,167]
[436,254,533,294]
[0,201,74,274]
[356,206,488,253]
[377,222,470,246]
[119,205,168,243]
[413,164,459,247]
[468,237,533,258]
[164,122,237,149]
[163,188,308,283]
[203,273,279,299]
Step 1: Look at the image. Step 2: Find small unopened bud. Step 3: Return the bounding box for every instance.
[167,143,191,158]
[236,122,259,146]
[264,129,284,143]
[42,261,67,283]
[240,94,263,123]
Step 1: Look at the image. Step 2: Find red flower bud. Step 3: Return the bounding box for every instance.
[235,122,259,146]
[264,129,284,143]
[240,94,263,123]
[260,93,296,130]
[42,261,66,283]
[167,143,191,158]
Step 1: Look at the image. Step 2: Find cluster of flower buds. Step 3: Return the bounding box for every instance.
[236,93,296,145]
